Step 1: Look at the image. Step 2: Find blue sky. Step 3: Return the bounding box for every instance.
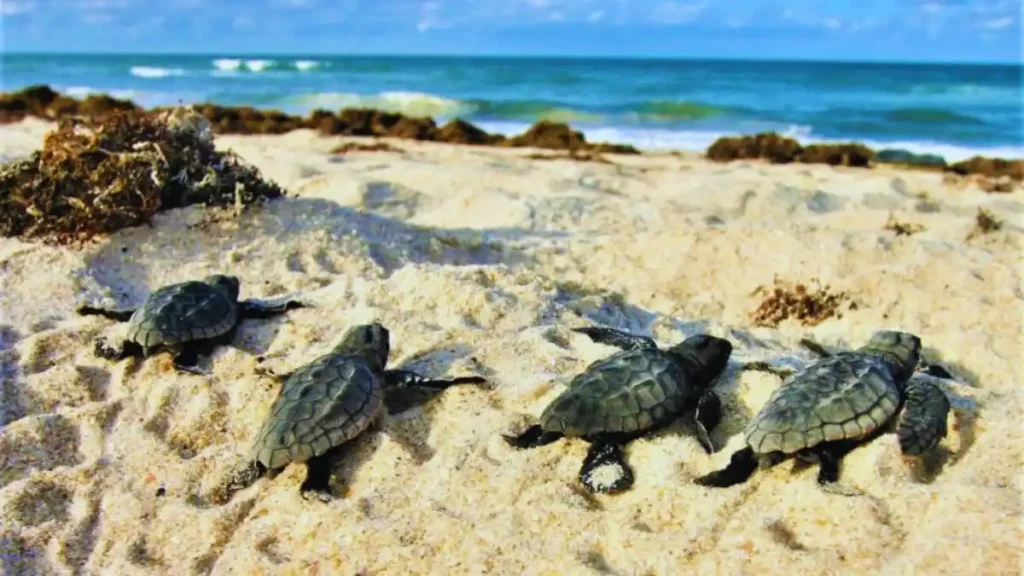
[2,0,1021,62]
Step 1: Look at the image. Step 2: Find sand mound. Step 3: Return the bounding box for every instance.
[0,120,1021,575]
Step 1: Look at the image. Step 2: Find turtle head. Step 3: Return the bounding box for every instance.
[204,275,241,301]
[334,322,390,370]
[668,334,734,387]
[859,330,921,382]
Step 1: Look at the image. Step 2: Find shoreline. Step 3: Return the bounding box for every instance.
[0,100,1020,574]
[2,85,1022,183]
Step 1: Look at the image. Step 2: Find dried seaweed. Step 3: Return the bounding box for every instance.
[883,215,925,236]
[0,107,283,245]
[750,277,854,328]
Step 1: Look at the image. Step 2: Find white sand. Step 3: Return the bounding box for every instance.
[1,118,1021,575]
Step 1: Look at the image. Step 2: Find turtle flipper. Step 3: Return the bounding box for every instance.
[502,424,563,449]
[572,327,657,351]
[579,439,634,494]
[383,369,487,390]
[94,337,141,361]
[814,444,864,496]
[202,460,267,506]
[240,298,307,319]
[299,455,337,502]
[694,389,722,454]
[896,378,951,456]
[77,305,136,322]
[171,343,210,375]
[694,446,758,488]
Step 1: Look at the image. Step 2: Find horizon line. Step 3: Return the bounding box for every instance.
[4,50,1021,67]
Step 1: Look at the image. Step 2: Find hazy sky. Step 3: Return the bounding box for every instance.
[2,0,1021,63]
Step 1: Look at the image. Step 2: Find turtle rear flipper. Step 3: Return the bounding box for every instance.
[200,460,267,506]
[896,379,951,456]
[77,305,137,322]
[579,439,634,494]
[94,337,143,361]
[572,327,657,351]
[299,455,338,502]
[240,297,308,319]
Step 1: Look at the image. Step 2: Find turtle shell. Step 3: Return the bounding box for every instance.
[126,281,238,351]
[744,352,901,455]
[250,351,384,470]
[538,349,692,437]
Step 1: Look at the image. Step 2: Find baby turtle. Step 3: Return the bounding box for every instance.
[209,322,487,503]
[77,274,305,374]
[694,330,951,492]
[503,326,733,494]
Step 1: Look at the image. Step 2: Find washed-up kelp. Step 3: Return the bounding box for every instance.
[0,107,283,245]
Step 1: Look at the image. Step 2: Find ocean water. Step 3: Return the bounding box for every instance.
[2,53,1022,161]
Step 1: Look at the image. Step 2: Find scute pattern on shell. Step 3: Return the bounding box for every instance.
[538,349,689,437]
[126,281,238,348]
[250,352,384,470]
[744,352,901,455]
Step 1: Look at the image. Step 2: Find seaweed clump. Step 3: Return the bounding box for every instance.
[883,215,925,236]
[965,208,1003,241]
[750,277,854,328]
[0,107,283,245]
[705,132,874,167]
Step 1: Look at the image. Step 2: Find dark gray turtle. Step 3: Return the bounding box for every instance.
[208,322,487,503]
[503,326,733,494]
[76,274,305,374]
[694,330,952,492]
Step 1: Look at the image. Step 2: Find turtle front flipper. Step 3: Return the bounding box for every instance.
[502,424,563,449]
[77,305,137,322]
[693,389,722,454]
[239,298,307,319]
[383,369,488,390]
[694,446,758,488]
[579,439,634,494]
[572,327,657,351]
[896,378,951,456]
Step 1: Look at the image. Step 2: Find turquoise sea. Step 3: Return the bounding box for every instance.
[2,54,1022,160]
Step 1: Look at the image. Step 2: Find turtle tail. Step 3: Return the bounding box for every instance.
[896,379,952,456]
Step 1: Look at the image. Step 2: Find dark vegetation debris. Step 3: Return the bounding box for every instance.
[0,107,283,245]
[705,131,1022,180]
[0,85,640,155]
[883,215,926,236]
[750,277,854,328]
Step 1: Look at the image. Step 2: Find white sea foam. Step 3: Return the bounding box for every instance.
[213,59,242,71]
[245,59,274,72]
[294,60,321,72]
[130,66,185,79]
[476,121,1023,161]
[287,91,476,118]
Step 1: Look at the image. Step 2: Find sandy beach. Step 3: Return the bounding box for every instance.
[1,116,1021,575]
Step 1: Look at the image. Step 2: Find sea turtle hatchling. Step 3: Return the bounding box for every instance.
[77,274,306,374]
[694,330,952,492]
[503,326,734,494]
[207,322,488,503]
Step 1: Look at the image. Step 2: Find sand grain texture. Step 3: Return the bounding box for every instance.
[1,122,1022,576]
